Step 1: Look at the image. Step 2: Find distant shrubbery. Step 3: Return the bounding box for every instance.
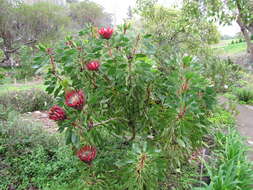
[231,38,245,44]
[204,57,242,92]
[0,89,53,113]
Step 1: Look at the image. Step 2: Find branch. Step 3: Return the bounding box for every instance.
[5,40,37,54]
[92,118,128,128]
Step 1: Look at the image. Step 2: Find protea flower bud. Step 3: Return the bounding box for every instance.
[65,90,85,110]
[98,27,114,39]
[86,61,100,71]
[48,105,66,121]
[77,145,97,164]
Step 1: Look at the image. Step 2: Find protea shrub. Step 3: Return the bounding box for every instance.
[38,24,216,189]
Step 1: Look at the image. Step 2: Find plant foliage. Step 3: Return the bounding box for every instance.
[36,25,216,188]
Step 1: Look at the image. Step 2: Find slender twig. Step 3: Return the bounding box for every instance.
[199,149,206,182]
[106,40,112,57]
[128,125,136,141]
[132,34,141,56]
[92,117,128,127]
[5,40,37,54]
[85,71,97,88]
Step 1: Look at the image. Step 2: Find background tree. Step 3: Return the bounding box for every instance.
[135,0,220,60]
[16,2,69,43]
[0,0,69,66]
[0,0,112,67]
[184,0,253,62]
[127,6,133,19]
[69,0,112,28]
[0,0,16,65]
[66,0,78,3]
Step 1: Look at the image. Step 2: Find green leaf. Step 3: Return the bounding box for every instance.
[54,85,62,97]
[135,54,147,59]
[71,132,79,146]
[177,139,186,148]
[132,143,141,154]
[182,56,193,66]
[118,64,127,69]
[36,43,46,52]
[45,86,55,94]
[34,56,44,63]
[143,34,152,38]
[65,49,77,56]
[65,129,72,145]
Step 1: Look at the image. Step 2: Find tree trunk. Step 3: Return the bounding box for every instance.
[237,16,253,63]
[0,31,14,66]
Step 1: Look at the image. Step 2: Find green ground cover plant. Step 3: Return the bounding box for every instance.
[195,127,253,190]
[234,87,253,104]
[0,107,82,190]
[194,108,253,190]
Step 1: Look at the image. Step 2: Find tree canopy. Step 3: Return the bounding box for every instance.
[69,0,112,28]
[184,0,253,61]
[0,0,112,65]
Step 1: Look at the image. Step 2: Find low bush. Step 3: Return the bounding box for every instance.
[234,87,253,104]
[0,88,53,113]
[208,108,235,126]
[0,108,81,190]
[0,68,6,84]
[13,46,39,80]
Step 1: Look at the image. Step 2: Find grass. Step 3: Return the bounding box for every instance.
[0,82,45,94]
[0,66,44,94]
[213,41,247,56]
[212,39,234,48]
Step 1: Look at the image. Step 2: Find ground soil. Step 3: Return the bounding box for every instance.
[236,104,253,160]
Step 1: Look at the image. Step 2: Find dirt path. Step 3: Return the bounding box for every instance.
[236,104,253,160]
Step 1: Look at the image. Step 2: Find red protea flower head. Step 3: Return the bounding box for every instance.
[86,61,100,71]
[65,90,85,110]
[77,145,97,164]
[98,27,114,39]
[48,105,66,121]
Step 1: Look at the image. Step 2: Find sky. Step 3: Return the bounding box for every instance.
[91,0,240,36]
[219,22,241,36]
